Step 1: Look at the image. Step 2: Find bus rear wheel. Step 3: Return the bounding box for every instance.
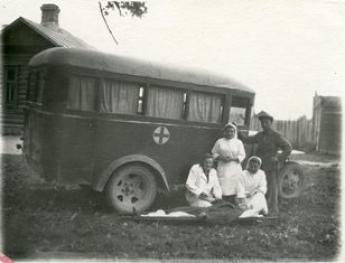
[278,162,305,199]
[106,164,158,214]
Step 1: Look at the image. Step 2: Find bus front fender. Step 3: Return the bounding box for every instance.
[93,154,170,192]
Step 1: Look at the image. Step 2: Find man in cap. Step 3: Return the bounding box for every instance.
[238,111,292,215]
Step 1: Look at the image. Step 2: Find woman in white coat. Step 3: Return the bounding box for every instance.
[185,153,222,207]
[211,122,246,202]
[236,156,268,217]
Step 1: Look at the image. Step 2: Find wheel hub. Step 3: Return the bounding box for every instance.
[116,174,146,205]
[282,172,300,194]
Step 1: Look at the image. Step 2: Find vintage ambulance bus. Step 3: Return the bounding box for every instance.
[23,47,255,214]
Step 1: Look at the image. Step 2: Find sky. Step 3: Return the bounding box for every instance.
[1,0,344,119]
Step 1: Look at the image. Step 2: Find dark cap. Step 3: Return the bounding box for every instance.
[257,111,274,122]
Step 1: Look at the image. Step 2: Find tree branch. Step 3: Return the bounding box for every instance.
[98,1,119,45]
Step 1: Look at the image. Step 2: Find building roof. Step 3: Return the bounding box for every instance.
[29,47,255,94]
[3,17,94,49]
[320,96,342,108]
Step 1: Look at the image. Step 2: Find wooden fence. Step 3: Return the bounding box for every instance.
[250,115,316,152]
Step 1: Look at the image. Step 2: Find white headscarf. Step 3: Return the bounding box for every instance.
[223,122,238,139]
[246,156,262,170]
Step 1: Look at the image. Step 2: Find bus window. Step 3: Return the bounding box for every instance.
[137,86,145,114]
[182,91,188,117]
[146,85,184,120]
[229,96,249,125]
[37,72,45,103]
[67,75,97,111]
[27,71,36,102]
[187,91,223,123]
[99,78,140,114]
[229,107,246,125]
[27,70,45,103]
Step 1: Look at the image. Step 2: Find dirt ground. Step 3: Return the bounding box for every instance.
[1,152,341,261]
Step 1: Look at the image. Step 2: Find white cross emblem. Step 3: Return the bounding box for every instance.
[152,126,170,145]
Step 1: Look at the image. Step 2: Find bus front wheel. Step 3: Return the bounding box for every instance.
[105,164,158,214]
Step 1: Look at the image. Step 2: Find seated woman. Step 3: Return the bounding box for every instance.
[185,153,222,207]
[236,156,268,217]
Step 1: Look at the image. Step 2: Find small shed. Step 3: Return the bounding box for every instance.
[312,94,342,155]
[1,4,93,134]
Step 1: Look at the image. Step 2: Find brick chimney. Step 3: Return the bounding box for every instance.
[40,4,60,29]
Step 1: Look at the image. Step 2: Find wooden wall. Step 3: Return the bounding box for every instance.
[1,21,54,135]
[318,111,342,155]
[313,95,342,155]
[250,95,342,155]
[250,116,316,152]
[1,65,30,134]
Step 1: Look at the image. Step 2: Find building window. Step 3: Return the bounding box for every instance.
[4,66,19,106]
[187,91,223,123]
[99,78,140,114]
[67,75,97,111]
[146,85,184,120]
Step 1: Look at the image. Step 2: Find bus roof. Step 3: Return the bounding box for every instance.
[29,47,254,94]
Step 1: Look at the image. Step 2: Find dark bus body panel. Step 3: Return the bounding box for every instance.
[25,108,223,189]
[92,118,223,187]
[24,110,95,185]
[24,47,256,196]
[24,109,254,191]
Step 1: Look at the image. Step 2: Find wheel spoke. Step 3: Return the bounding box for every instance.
[282,175,292,194]
[117,194,132,205]
[133,180,146,197]
[131,196,139,204]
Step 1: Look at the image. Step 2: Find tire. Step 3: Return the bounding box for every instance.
[105,164,158,214]
[278,162,305,199]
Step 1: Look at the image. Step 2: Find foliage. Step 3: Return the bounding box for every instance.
[98,1,148,45]
[102,1,147,18]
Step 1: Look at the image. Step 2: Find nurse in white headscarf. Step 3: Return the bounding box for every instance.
[236,156,268,217]
[211,122,246,201]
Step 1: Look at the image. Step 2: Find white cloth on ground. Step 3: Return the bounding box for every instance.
[141,209,195,217]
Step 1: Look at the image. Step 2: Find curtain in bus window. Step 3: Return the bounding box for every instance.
[188,92,222,123]
[146,86,184,119]
[27,71,36,102]
[67,76,96,111]
[37,71,45,103]
[99,79,139,114]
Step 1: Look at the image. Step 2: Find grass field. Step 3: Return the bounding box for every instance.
[2,153,341,261]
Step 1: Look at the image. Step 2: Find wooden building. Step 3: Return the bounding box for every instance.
[312,94,342,155]
[1,4,93,134]
[249,95,342,155]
